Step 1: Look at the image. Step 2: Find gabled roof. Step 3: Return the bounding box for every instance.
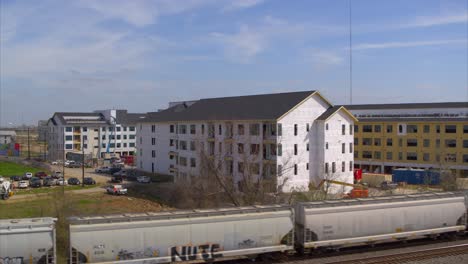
[115,110,147,125]
[142,90,327,122]
[51,112,108,125]
[345,102,468,110]
[316,106,358,122]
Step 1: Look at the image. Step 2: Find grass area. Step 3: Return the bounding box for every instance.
[0,160,45,176]
[13,185,98,196]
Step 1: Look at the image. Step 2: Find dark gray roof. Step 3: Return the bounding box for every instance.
[115,110,147,125]
[52,112,107,125]
[345,102,468,110]
[143,90,317,122]
[316,106,342,120]
[356,117,467,122]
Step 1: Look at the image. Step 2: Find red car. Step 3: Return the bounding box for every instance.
[34,171,48,179]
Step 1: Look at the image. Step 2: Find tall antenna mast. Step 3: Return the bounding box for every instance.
[349,0,353,105]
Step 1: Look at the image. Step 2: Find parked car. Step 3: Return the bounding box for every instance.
[109,167,122,175]
[112,170,127,177]
[110,176,123,183]
[24,172,33,179]
[18,180,29,189]
[57,178,68,186]
[66,162,81,168]
[137,176,151,184]
[35,172,48,179]
[51,160,59,165]
[68,178,81,185]
[126,174,138,182]
[95,166,111,173]
[83,177,96,185]
[43,177,57,187]
[29,177,42,188]
[52,171,63,179]
[106,185,127,195]
[10,175,21,181]
[380,181,398,190]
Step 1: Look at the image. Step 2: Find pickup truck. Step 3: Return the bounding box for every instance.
[106,185,127,195]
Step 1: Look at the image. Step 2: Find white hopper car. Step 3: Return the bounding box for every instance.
[295,192,467,250]
[0,217,57,264]
[68,205,294,263]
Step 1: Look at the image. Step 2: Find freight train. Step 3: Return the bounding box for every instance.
[1,192,467,264]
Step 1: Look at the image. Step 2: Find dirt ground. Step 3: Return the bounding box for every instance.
[49,165,112,184]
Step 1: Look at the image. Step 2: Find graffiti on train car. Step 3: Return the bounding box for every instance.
[116,248,159,260]
[170,243,223,261]
[0,257,24,264]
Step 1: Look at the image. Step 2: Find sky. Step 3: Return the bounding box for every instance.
[0,0,467,126]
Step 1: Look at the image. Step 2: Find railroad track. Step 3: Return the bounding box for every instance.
[327,243,468,264]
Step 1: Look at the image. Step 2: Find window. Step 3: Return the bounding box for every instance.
[139,137,142,144]
[354,138,359,145]
[349,161,353,171]
[65,144,73,149]
[294,144,298,155]
[398,124,403,133]
[277,123,282,136]
[386,125,393,133]
[238,124,245,135]
[250,144,260,155]
[399,138,403,147]
[218,124,222,135]
[325,123,329,130]
[342,143,345,153]
[363,151,372,159]
[151,138,155,145]
[424,125,430,133]
[306,143,309,151]
[407,125,418,133]
[407,139,418,147]
[332,162,336,173]
[101,127,106,132]
[363,125,372,132]
[407,152,418,161]
[117,135,121,140]
[354,151,359,158]
[294,164,298,175]
[277,144,282,156]
[398,152,403,160]
[123,127,127,132]
[325,163,329,174]
[464,140,468,148]
[129,143,135,147]
[249,124,260,136]
[152,150,156,158]
[363,138,372,146]
[129,135,136,139]
[180,141,187,150]
[436,139,440,148]
[250,163,260,175]
[463,154,468,163]
[123,135,127,140]
[354,125,359,133]
[445,125,456,133]
[218,142,222,153]
[190,141,196,151]
[386,152,393,160]
[201,124,205,135]
[445,153,457,162]
[190,125,196,134]
[375,125,381,132]
[179,157,187,166]
[436,125,440,133]
[349,143,353,153]
[65,127,72,132]
[129,127,135,132]
[179,125,187,134]
[123,143,127,148]
[238,143,244,154]
[151,125,156,133]
[386,138,393,146]
[342,124,345,135]
[374,138,381,146]
[102,143,106,148]
[342,161,345,172]
[306,123,310,132]
[350,125,353,135]
[423,139,430,148]
[423,153,430,161]
[294,124,298,135]
[374,151,381,159]
[83,127,88,132]
[65,135,72,141]
[464,125,468,134]
[238,162,244,173]
[325,142,329,149]
[445,139,456,148]
[190,158,196,168]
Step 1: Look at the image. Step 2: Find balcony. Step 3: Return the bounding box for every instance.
[169,165,178,173]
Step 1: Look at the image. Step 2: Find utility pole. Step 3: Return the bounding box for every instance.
[27,127,31,159]
[82,134,85,187]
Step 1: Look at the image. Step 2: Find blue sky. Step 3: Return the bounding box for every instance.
[1,0,467,126]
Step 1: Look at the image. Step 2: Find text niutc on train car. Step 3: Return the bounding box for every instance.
[171,244,222,261]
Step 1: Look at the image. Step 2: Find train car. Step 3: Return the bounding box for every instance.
[0,217,57,264]
[69,205,294,263]
[295,192,467,251]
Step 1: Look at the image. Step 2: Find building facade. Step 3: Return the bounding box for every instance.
[47,110,145,162]
[347,102,468,177]
[0,130,16,145]
[137,91,356,192]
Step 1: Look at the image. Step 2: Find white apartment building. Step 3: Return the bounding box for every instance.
[0,130,16,145]
[137,91,357,192]
[47,110,145,162]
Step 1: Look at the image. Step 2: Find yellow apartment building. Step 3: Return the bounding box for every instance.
[346,102,468,177]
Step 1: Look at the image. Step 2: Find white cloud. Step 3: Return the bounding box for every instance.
[404,13,468,28]
[309,50,344,70]
[222,0,265,12]
[354,39,467,50]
